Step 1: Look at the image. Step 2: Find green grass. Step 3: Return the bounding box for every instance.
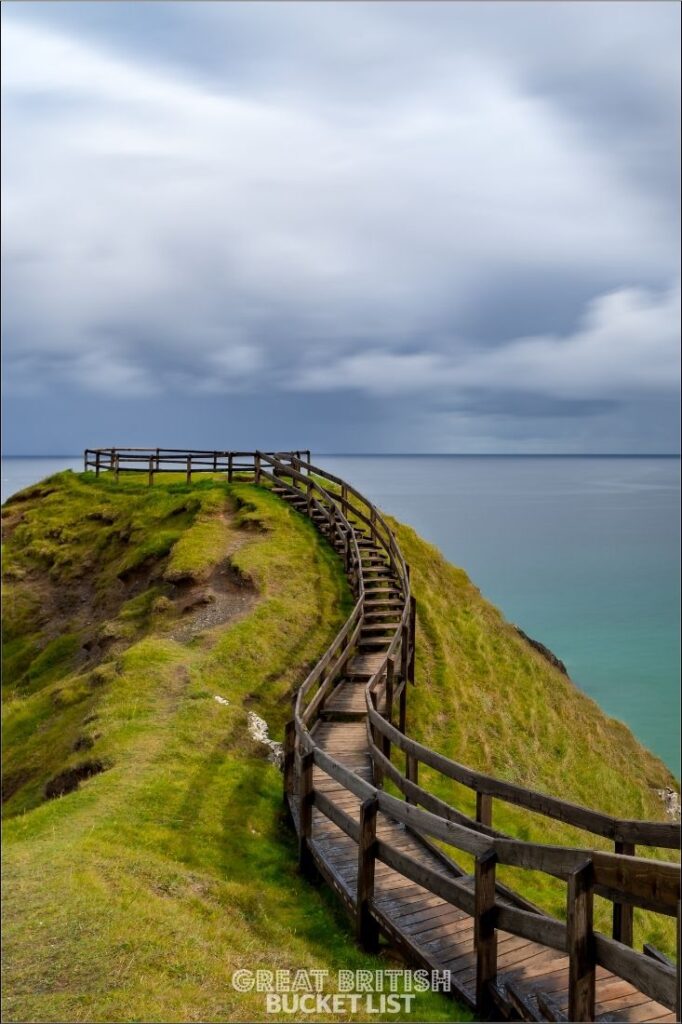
[390,517,679,958]
[2,472,464,1023]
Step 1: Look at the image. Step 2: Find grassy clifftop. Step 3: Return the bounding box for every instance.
[2,471,678,1020]
[2,472,458,1023]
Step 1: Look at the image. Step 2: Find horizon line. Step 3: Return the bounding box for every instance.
[2,452,681,460]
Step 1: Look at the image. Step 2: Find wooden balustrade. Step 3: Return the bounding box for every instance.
[86,448,680,1020]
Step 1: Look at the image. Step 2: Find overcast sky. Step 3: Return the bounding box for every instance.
[2,1,680,454]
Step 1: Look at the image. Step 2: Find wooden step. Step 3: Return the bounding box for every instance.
[319,708,368,722]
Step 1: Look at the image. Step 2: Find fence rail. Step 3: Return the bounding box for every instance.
[87,448,680,1022]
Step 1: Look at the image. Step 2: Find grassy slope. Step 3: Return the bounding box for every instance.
[2,473,460,1024]
[391,518,679,957]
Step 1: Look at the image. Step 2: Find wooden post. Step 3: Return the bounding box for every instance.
[298,751,316,880]
[384,657,395,744]
[475,849,498,1018]
[95,451,101,478]
[398,682,407,734]
[148,456,154,487]
[370,692,383,788]
[401,623,409,683]
[228,453,233,483]
[567,860,596,1023]
[283,720,296,805]
[476,791,493,829]
[405,752,418,802]
[671,897,675,1024]
[212,451,218,472]
[254,452,261,485]
[156,447,160,472]
[612,841,635,945]
[186,455,192,484]
[83,450,88,472]
[356,796,379,952]
[114,455,120,482]
[408,595,417,683]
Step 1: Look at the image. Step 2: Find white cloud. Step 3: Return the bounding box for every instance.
[294,282,681,399]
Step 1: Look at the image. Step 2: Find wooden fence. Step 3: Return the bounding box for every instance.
[87,448,680,1022]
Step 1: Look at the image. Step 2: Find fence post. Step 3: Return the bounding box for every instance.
[186,455,192,484]
[283,720,296,805]
[228,453,233,483]
[567,860,596,1023]
[95,451,101,478]
[612,841,635,945]
[356,796,379,952]
[405,752,418,802]
[398,683,407,734]
[254,452,261,485]
[114,455,120,482]
[408,595,417,683]
[401,623,409,683]
[475,849,498,1017]
[476,791,493,829]
[148,456,154,487]
[384,657,395,741]
[298,750,316,880]
[370,692,384,789]
[671,901,675,1024]
[213,451,218,472]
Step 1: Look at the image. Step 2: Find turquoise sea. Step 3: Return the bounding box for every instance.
[2,454,680,774]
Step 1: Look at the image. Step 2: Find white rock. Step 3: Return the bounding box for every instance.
[655,787,681,822]
[247,711,284,769]
[214,695,230,706]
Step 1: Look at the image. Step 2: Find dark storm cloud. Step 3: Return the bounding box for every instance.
[1,1,680,453]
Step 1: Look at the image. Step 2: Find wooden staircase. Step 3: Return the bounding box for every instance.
[84,449,681,1024]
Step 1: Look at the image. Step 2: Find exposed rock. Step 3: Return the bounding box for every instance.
[214,695,230,706]
[247,711,283,769]
[655,786,681,822]
[515,626,568,676]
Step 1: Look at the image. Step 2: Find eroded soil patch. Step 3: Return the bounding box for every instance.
[168,557,258,643]
[44,760,106,799]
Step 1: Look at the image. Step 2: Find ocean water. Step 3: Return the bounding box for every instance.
[2,454,680,774]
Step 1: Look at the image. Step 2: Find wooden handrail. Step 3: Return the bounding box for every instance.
[87,447,681,1019]
[366,703,680,849]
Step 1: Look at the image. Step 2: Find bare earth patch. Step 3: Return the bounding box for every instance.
[167,556,258,643]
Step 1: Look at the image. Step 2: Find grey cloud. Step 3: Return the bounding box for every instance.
[1,2,680,453]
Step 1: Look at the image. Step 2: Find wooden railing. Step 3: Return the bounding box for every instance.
[87,448,680,1021]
